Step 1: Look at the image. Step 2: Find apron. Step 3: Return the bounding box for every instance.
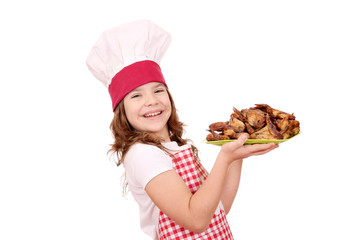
[158,147,234,240]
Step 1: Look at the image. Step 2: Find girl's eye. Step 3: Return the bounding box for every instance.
[131,94,140,99]
[155,89,165,93]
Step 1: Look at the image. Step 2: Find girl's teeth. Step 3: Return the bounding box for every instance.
[145,112,161,117]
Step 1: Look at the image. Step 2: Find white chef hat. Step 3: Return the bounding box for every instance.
[86,20,172,111]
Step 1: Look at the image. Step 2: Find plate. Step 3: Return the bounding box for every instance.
[204,133,300,146]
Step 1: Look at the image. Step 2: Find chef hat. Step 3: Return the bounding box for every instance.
[86,20,172,111]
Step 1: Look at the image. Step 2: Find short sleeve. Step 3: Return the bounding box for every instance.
[124,143,173,189]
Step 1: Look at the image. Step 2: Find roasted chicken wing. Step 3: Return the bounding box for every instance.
[243,109,266,129]
[206,104,300,141]
[229,117,245,132]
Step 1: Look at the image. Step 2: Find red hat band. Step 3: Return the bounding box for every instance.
[108,60,167,111]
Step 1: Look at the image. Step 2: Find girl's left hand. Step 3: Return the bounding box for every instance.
[219,135,279,164]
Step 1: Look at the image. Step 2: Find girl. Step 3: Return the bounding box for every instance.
[86,20,278,240]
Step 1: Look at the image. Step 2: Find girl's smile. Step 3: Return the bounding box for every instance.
[123,82,172,141]
[143,111,162,118]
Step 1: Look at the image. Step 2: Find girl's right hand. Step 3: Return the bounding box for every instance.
[218,134,279,165]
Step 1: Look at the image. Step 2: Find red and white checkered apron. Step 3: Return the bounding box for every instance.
[158,147,234,240]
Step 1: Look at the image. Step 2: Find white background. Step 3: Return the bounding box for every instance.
[1,0,359,239]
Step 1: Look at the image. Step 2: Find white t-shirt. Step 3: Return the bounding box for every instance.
[124,141,191,239]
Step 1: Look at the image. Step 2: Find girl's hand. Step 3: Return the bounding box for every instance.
[218,134,279,165]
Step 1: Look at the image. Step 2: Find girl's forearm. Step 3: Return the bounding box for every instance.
[221,159,243,214]
[188,156,230,232]
[188,158,243,231]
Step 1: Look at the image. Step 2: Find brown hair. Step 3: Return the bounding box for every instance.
[108,88,199,167]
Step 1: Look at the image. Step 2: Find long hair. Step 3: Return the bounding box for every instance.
[108,88,199,173]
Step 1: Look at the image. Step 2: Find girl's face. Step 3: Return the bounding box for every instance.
[123,82,172,142]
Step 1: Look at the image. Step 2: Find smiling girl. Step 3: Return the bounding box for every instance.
[87,20,278,240]
[123,82,172,141]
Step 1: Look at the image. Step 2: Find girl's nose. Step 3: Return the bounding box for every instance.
[144,93,158,106]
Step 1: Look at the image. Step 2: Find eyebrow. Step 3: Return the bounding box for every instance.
[130,82,165,93]
[153,83,165,88]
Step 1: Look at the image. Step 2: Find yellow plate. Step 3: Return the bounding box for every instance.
[204,133,300,146]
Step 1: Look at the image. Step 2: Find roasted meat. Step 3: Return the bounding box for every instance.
[254,104,295,120]
[206,131,230,141]
[209,122,228,132]
[229,117,245,132]
[206,104,300,141]
[242,109,266,129]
